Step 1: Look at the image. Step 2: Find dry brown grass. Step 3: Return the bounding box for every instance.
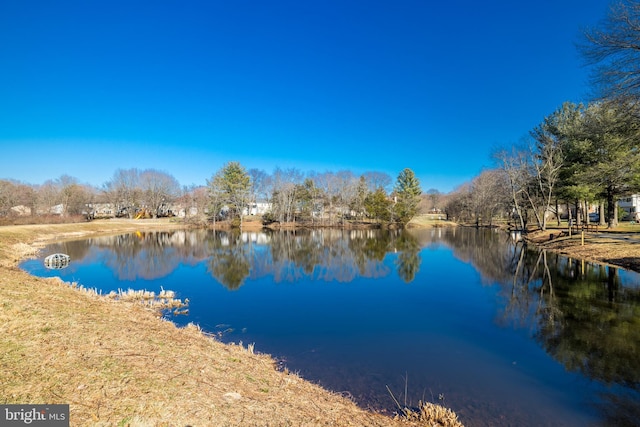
[0,219,462,426]
[528,228,640,273]
[407,214,457,229]
[403,402,464,427]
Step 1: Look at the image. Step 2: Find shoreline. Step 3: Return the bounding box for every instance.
[451,223,640,273]
[524,227,640,273]
[0,219,462,427]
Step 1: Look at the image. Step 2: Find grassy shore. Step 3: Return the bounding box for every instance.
[0,219,462,427]
[526,224,640,273]
[407,214,458,229]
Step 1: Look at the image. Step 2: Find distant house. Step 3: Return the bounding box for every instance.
[87,203,115,218]
[174,206,199,218]
[49,204,64,215]
[619,195,640,220]
[555,202,599,221]
[244,200,271,216]
[10,205,31,216]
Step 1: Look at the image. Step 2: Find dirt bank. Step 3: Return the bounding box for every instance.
[526,228,640,273]
[0,219,462,426]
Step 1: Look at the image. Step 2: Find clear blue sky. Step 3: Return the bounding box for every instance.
[0,0,611,193]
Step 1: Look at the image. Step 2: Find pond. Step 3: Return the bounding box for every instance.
[20,227,640,427]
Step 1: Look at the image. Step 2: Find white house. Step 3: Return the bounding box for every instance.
[175,206,199,218]
[244,201,271,216]
[10,205,31,216]
[619,194,640,220]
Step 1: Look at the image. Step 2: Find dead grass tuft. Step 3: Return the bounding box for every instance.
[105,288,187,314]
[400,401,464,427]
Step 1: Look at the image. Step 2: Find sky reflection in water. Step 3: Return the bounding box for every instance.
[21,227,640,427]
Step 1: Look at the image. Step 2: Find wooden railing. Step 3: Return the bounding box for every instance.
[570,222,599,233]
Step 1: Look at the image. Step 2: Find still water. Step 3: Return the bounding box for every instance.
[21,227,640,426]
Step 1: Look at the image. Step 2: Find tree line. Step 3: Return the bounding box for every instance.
[443,1,640,230]
[208,163,423,227]
[0,169,182,220]
[0,165,425,227]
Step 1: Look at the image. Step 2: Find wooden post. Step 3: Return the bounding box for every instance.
[581,231,584,246]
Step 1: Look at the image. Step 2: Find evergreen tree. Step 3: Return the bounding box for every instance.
[295,178,316,222]
[364,187,392,223]
[393,168,422,226]
[208,162,251,227]
[574,101,640,227]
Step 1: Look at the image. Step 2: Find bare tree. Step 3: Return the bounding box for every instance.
[0,180,36,217]
[139,169,180,218]
[362,171,393,193]
[270,167,303,223]
[469,169,509,226]
[179,185,209,221]
[0,180,14,216]
[527,116,566,230]
[335,170,359,221]
[494,148,528,230]
[105,168,141,218]
[425,188,442,212]
[580,0,640,100]
[56,175,95,216]
[248,168,270,207]
[36,180,60,215]
[443,183,473,223]
[311,171,342,224]
[56,175,78,216]
[350,176,369,220]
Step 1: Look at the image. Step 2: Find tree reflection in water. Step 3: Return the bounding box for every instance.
[53,229,421,290]
[205,229,252,290]
[528,253,640,426]
[431,227,640,425]
[204,228,419,289]
[44,230,212,281]
[394,231,421,282]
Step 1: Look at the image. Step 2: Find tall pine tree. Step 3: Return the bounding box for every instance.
[393,168,422,226]
[208,162,251,227]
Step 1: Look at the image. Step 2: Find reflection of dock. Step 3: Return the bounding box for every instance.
[44,253,70,269]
